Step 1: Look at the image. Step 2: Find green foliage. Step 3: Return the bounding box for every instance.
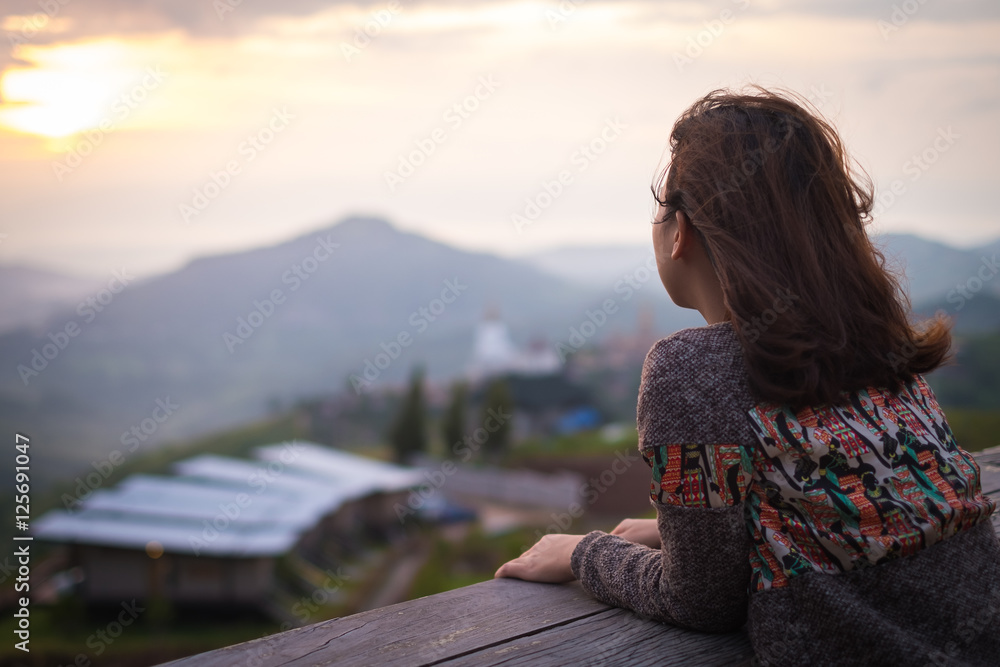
[441,381,467,452]
[927,330,1000,410]
[480,378,513,461]
[407,527,540,599]
[388,367,428,463]
[943,407,1000,453]
[511,426,638,461]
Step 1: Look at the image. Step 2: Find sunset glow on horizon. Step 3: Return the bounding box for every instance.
[0,0,997,278]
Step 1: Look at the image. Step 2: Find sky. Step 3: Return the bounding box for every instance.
[0,0,998,279]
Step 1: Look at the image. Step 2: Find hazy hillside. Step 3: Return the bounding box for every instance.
[0,217,691,488]
[883,235,1000,307]
[0,265,105,334]
[522,245,658,289]
[1,219,996,491]
[525,233,1000,312]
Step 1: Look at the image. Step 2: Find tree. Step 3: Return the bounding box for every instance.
[388,367,428,463]
[441,381,467,453]
[481,378,514,461]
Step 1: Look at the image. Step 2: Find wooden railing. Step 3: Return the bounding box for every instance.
[163,446,1000,667]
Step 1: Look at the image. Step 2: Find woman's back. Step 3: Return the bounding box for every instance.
[496,87,1000,667]
[632,321,1000,666]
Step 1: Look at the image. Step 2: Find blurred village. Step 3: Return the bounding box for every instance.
[4,309,663,665]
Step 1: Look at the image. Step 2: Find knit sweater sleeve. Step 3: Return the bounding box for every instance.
[570,326,756,633]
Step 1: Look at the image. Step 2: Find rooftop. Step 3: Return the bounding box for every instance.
[33,441,422,558]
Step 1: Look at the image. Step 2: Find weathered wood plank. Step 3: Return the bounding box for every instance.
[435,607,753,667]
[974,444,1000,465]
[161,579,609,667]
[977,446,1000,535]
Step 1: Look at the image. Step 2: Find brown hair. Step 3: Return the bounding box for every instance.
[652,86,951,409]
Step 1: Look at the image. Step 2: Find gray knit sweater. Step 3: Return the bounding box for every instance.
[570,322,1000,666]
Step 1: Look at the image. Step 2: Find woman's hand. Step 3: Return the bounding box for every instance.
[494,534,584,583]
[610,518,661,549]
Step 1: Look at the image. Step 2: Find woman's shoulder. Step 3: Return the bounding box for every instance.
[643,321,743,379]
[639,321,757,444]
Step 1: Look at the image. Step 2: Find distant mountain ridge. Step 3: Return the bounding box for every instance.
[0,217,690,489]
[0,218,996,491]
[0,265,106,334]
[525,233,1000,332]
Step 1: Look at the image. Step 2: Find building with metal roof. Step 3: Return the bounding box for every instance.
[32,442,421,606]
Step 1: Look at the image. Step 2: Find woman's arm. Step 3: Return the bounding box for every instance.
[609,518,661,548]
[500,329,757,632]
[494,500,751,631]
[571,498,751,632]
[574,331,757,631]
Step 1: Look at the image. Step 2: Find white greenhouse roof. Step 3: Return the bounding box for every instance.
[33,509,299,557]
[255,442,423,493]
[172,454,349,517]
[33,442,420,558]
[80,475,321,529]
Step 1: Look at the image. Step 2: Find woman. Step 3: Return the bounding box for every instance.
[495,87,999,666]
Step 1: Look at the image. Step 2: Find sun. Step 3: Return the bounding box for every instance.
[0,39,140,139]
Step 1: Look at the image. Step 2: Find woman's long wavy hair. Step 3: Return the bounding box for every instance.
[653,86,951,409]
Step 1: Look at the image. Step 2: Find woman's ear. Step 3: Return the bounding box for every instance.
[671,210,691,261]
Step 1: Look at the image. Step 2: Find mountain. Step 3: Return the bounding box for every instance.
[877,234,1000,309]
[0,217,691,490]
[524,233,1000,334]
[0,265,106,334]
[1,219,995,492]
[522,245,660,289]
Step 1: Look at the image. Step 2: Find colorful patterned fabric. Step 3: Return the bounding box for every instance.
[642,443,752,508]
[745,376,994,590]
[644,375,995,592]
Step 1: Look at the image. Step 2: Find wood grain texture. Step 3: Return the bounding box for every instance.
[976,445,1000,535]
[435,607,753,667]
[161,579,612,667]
